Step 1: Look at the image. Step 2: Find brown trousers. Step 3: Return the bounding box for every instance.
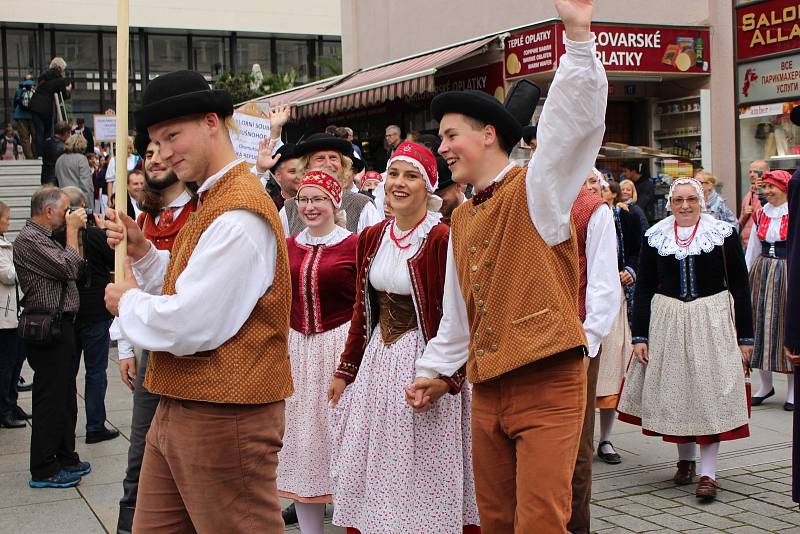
[471,349,586,534]
[568,351,601,534]
[132,397,285,534]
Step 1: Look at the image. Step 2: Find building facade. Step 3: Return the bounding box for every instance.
[1,0,341,126]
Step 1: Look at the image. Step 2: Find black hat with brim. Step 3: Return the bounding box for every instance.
[792,105,800,127]
[273,143,297,170]
[431,90,522,153]
[435,155,454,192]
[134,130,150,158]
[134,70,233,133]
[294,133,354,159]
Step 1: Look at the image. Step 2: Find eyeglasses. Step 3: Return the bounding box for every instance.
[670,196,700,206]
[297,196,330,206]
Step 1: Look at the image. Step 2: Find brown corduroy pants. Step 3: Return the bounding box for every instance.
[132,397,285,534]
[471,348,586,534]
[568,350,601,534]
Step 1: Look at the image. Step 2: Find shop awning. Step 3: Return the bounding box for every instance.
[249,35,497,119]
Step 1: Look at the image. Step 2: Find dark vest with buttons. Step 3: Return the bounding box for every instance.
[450,166,587,383]
[284,189,373,235]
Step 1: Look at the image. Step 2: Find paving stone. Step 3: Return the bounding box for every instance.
[590,503,618,518]
[645,512,704,531]
[592,490,629,501]
[714,480,764,496]
[726,473,770,485]
[589,517,615,531]
[682,512,741,529]
[751,491,797,509]
[753,469,789,480]
[728,511,794,531]
[616,502,664,517]
[603,514,663,532]
[653,487,692,499]
[753,480,791,493]
[774,512,800,527]
[669,494,745,515]
[619,484,659,495]
[595,497,635,509]
[626,493,682,509]
[1,498,105,534]
[738,497,795,517]
[726,527,775,534]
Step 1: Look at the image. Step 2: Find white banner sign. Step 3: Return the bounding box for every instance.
[230,112,271,164]
[738,54,800,104]
[93,115,117,142]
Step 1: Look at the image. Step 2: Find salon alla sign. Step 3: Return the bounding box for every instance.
[737,0,800,60]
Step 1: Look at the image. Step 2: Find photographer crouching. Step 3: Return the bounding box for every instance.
[13,187,90,488]
[62,186,119,445]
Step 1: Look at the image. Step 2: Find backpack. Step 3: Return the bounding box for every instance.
[19,86,35,111]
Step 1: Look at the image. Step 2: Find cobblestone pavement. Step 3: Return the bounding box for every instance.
[0,354,797,533]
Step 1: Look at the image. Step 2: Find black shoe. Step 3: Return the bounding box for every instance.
[86,427,120,444]
[597,440,622,464]
[751,387,775,406]
[62,460,91,477]
[117,505,135,534]
[784,402,794,411]
[17,376,32,392]
[282,503,298,525]
[12,406,31,420]
[29,469,81,488]
[0,414,26,428]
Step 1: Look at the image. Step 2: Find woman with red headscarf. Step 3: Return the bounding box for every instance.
[747,170,794,410]
[327,142,479,534]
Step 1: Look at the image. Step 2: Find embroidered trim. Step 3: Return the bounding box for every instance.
[738,338,754,346]
[310,247,323,333]
[646,214,733,260]
[632,336,648,344]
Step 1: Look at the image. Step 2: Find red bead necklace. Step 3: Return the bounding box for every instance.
[673,219,701,248]
[390,213,428,250]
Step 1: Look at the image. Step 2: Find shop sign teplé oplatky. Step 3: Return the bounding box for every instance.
[736,0,800,61]
[738,53,800,103]
[435,63,506,101]
[505,22,710,79]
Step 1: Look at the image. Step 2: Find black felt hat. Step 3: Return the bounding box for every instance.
[431,80,541,153]
[134,130,150,158]
[273,143,296,170]
[435,155,454,192]
[294,133,354,159]
[792,105,800,127]
[351,151,365,172]
[134,70,233,133]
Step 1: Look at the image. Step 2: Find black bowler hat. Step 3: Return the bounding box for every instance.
[435,155,454,192]
[431,80,540,153]
[273,143,296,170]
[134,130,150,158]
[134,70,233,133]
[294,133,354,159]
[792,105,800,127]
[351,151,365,173]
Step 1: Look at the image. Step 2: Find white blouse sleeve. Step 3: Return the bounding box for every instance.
[357,201,383,234]
[583,206,621,358]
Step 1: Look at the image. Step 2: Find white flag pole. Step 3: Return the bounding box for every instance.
[114,0,130,282]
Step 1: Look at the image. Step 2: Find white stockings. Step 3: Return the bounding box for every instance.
[294,502,326,534]
[676,442,719,480]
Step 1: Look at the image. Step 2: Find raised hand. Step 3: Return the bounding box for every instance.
[255,138,283,173]
[555,0,593,42]
[268,105,292,130]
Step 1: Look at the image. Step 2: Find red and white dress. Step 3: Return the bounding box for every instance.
[277,225,357,503]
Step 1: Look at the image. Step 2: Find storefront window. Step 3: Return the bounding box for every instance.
[237,38,271,75]
[148,34,189,78]
[276,39,309,83]
[193,36,229,80]
[738,101,800,195]
[54,31,101,116]
[319,40,342,77]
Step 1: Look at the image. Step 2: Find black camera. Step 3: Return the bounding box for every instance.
[67,207,95,227]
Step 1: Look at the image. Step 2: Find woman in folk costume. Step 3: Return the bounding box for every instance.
[618,178,753,502]
[278,170,358,534]
[746,170,794,410]
[596,179,641,465]
[327,141,479,534]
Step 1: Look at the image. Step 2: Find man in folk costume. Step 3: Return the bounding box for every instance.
[409,1,607,531]
[279,133,382,236]
[104,70,292,532]
[568,170,621,534]
[784,104,800,508]
[114,132,196,534]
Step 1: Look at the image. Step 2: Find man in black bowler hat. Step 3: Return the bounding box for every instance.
[104,70,293,532]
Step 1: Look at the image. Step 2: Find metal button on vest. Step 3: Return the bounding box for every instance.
[476,349,485,357]
[477,299,484,307]
[469,246,477,254]
[483,240,489,247]
[470,208,477,216]
[484,260,493,267]
[490,344,498,352]
[486,327,493,336]
[479,308,487,316]
[473,283,480,292]
[471,265,478,272]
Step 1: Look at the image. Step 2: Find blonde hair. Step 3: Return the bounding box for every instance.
[694,170,717,186]
[64,133,88,154]
[297,153,353,187]
[620,179,638,203]
[49,57,67,73]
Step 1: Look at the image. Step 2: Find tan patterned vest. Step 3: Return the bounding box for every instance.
[144,162,294,404]
[450,166,587,383]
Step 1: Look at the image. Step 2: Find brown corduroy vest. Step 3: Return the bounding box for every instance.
[571,188,607,321]
[143,162,294,404]
[450,166,587,383]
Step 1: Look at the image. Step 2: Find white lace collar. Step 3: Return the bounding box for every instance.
[645,213,733,260]
[386,210,442,247]
[295,225,352,246]
[761,201,788,218]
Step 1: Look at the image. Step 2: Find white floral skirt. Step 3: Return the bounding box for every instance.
[277,323,350,502]
[617,292,748,437]
[328,329,479,533]
[597,290,631,399]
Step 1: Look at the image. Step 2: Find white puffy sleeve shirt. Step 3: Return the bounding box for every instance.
[117,159,278,356]
[415,35,608,379]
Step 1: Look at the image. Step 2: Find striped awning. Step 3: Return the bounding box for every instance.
[249,35,497,120]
